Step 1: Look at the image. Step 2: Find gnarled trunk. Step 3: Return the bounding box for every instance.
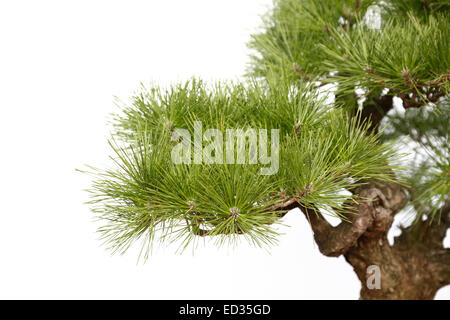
[300,182,450,300]
[346,232,449,299]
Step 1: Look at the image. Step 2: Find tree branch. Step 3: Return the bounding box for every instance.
[300,204,372,257]
[300,182,407,257]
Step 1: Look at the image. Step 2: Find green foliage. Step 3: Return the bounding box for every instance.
[383,0,450,17]
[320,13,449,99]
[85,79,399,257]
[248,0,373,80]
[249,0,449,101]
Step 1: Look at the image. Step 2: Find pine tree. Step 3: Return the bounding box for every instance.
[84,0,449,299]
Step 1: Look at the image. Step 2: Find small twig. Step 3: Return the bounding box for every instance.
[292,63,311,79]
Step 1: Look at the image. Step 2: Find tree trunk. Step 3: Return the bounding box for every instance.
[300,182,450,300]
[345,229,449,299]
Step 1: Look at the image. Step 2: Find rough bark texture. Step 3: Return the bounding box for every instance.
[298,184,450,299]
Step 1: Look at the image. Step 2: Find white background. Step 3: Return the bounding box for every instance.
[0,0,448,299]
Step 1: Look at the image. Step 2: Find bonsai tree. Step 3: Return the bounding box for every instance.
[86,0,449,299]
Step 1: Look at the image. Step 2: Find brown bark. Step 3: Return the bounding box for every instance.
[360,94,394,134]
[296,183,450,299]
